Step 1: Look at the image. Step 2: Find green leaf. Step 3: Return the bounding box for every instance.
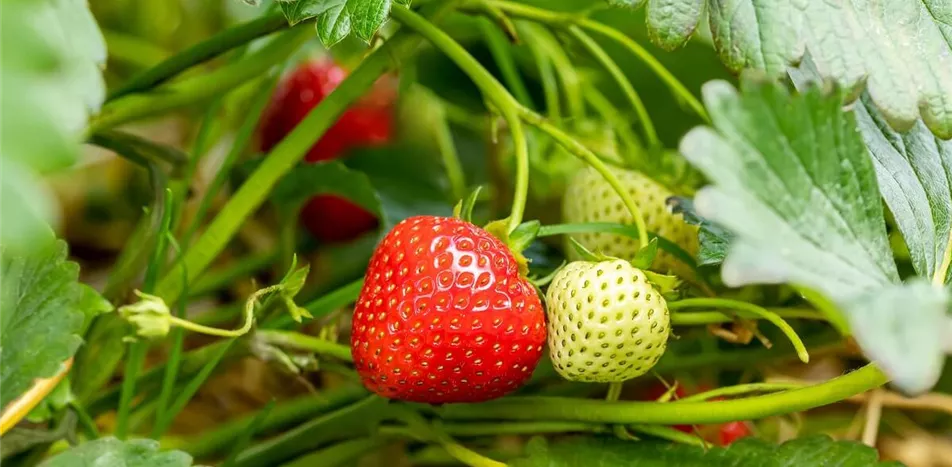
[846,280,949,395]
[1,0,107,254]
[679,75,898,304]
[856,96,952,284]
[631,238,659,270]
[667,196,731,267]
[271,160,385,222]
[279,0,394,46]
[510,434,899,466]
[645,0,704,51]
[789,59,952,284]
[1,231,85,411]
[39,437,194,467]
[699,0,952,138]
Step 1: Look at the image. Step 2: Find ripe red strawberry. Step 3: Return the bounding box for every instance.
[718,421,752,445]
[259,58,395,243]
[351,216,547,403]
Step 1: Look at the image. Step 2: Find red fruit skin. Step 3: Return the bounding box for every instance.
[718,421,752,446]
[259,58,394,243]
[351,216,547,404]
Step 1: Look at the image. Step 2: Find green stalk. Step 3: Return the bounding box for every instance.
[478,19,535,109]
[521,23,561,121]
[677,382,805,402]
[568,26,658,148]
[152,339,236,435]
[438,363,888,425]
[278,438,388,467]
[434,102,468,201]
[222,400,276,467]
[182,72,283,247]
[89,29,308,135]
[255,330,353,362]
[526,24,583,119]
[668,298,811,364]
[182,386,368,459]
[189,250,279,298]
[671,308,826,325]
[520,112,649,249]
[389,5,529,234]
[464,0,708,122]
[152,239,189,438]
[108,12,288,100]
[153,30,419,304]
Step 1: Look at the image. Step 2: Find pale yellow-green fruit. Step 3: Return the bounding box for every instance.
[545,259,670,383]
[562,165,698,279]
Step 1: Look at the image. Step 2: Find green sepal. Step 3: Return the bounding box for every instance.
[485,218,533,277]
[453,186,483,223]
[509,220,541,254]
[568,238,616,263]
[630,238,659,270]
[529,260,567,288]
[117,291,171,340]
[643,270,681,295]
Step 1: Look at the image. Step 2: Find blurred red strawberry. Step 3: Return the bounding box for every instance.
[260,58,395,243]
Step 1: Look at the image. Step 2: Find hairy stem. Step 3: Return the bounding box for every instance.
[108,12,288,100]
[439,364,888,425]
[669,298,811,364]
[390,5,528,234]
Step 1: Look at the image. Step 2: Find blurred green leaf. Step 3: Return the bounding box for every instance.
[510,435,899,466]
[272,160,384,221]
[846,280,949,395]
[39,437,193,467]
[0,231,85,411]
[278,0,399,47]
[645,0,704,51]
[1,0,106,254]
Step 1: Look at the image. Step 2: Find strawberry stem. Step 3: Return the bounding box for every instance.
[520,110,651,249]
[676,382,806,402]
[437,363,889,425]
[669,298,811,364]
[390,5,530,235]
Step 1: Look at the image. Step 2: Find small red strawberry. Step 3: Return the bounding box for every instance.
[351,216,547,403]
[718,421,752,445]
[259,58,395,243]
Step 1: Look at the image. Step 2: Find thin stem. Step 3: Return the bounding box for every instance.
[934,227,952,285]
[434,102,468,200]
[583,86,645,168]
[70,400,100,440]
[169,284,280,338]
[438,363,888,425]
[108,12,288,100]
[465,0,708,122]
[389,5,528,233]
[629,424,709,447]
[255,330,353,362]
[266,278,365,329]
[524,24,584,119]
[478,19,535,109]
[669,298,811,364]
[671,308,826,326]
[568,26,658,148]
[89,130,188,170]
[153,32,414,303]
[521,23,561,122]
[153,237,188,438]
[88,29,308,135]
[677,382,805,402]
[183,73,282,247]
[116,344,147,439]
[521,111,649,248]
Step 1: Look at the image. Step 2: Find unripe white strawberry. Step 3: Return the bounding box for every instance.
[545,259,670,383]
[563,165,697,278]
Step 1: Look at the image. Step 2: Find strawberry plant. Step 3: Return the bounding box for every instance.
[2,0,951,466]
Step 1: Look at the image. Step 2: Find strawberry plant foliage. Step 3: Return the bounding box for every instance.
[279,0,412,46]
[1,0,106,254]
[1,232,86,410]
[625,0,952,139]
[510,435,900,466]
[39,437,193,467]
[681,74,950,394]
